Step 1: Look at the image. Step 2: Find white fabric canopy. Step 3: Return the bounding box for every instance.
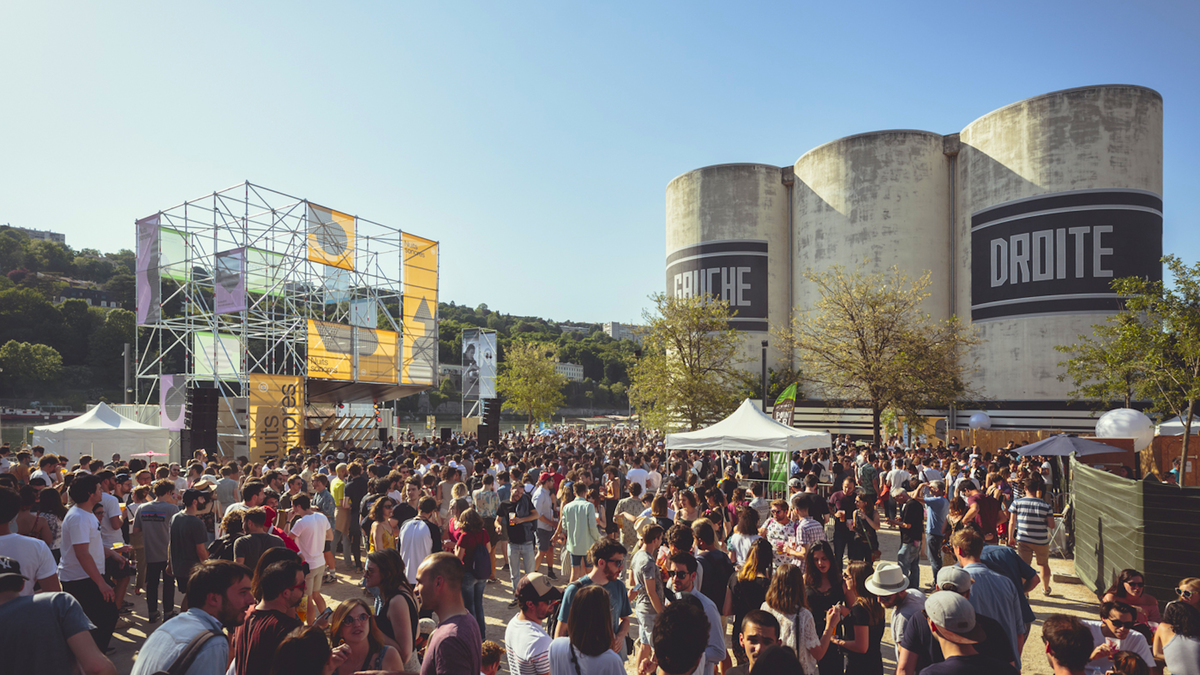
[665,399,831,453]
[33,402,171,463]
[1156,415,1200,436]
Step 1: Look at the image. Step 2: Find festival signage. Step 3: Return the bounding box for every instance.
[665,239,769,331]
[970,189,1162,321]
[461,328,497,400]
[401,233,438,385]
[135,214,161,325]
[248,374,304,463]
[772,383,797,427]
[307,203,356,271]
[159,374,186,431]
[213,248,246,315]
[307,320,354,380]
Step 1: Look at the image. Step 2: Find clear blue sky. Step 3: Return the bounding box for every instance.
[2,1,1197,324]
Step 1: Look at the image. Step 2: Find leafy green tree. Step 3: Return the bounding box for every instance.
[88,308,135,385]
[0,341,63,396]
[629,293,745,432]
[0,287,65,351]
[1055,314,1146,409]
[496,340,567,424]
[774,263,980,444]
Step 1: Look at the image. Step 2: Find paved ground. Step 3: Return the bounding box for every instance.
[110,528,1103,674]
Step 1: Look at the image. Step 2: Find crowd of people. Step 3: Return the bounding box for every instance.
[0,428,1197,675]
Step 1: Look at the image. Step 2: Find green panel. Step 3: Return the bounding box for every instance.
[1140,481,1200,600]
[159,227,191,282]
[1072,459,1144,597]
[245,247,285,297]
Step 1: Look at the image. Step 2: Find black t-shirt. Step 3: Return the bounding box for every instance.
[806,491,830,522]
[169,513,208,578]
[725,665,749,675]
[498,495,534,544]
[346,476,369,514]
[843,603,883,675]
[829,491,856,534]
[696,549,734,608]
[233,532,285,570]
[918,653,1018,675]
[394,502,417,526]
[900,605,1014,671]
[899,499,925,545]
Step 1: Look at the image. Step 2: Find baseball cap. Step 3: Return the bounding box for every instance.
[516,573,564,605]
[788,477,803,489]
[925,590,986,644]
[181,488,208,506]
[936,567,974,594]
[538,472,555,484]
[337,452,346,460]
[115,473,130,484]
[0,556,27,584]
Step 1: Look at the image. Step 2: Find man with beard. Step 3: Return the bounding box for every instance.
[130,560,255,675]
[227,560,306,675]
[415,552,482,675]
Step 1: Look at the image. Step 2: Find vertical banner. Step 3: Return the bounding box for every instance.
[213,248,247,315]
[478,331,497,399]
[307,203,356,271]
[462,328,481,400]
[135,214,161,325]
[248,374,304,463]
[769,452,789,495]
[194,332,242,379]
[159,374,186,431]
[772,383,797,428]
[401,233,438,385]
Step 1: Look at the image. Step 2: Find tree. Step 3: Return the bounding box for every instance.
[1073,255,1200,485]
[629,293,746,432]
[1055,313,1146,409]
[0,340,63,396]
[773,263,980,444]
[496,340,567,424]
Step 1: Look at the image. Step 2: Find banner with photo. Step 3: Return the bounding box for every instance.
[357,328,399,383]
[135,214,161,325]
[158,374,186,431]
[245,248,285,297]
[213,248,246,315]
[401,233,438,385]
[248,373,304,463]
[307,203,356,271]
[307,320,354,380]
[461,328,497,400]
[194,331,242,379]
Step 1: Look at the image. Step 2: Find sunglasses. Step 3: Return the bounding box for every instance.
[1106,618,1136,629]
[345,613,371,624]
[1126,582,1144,588]
[288,582,306,592]
[669,570,691,579]
[1177,588,1195,599]
[602,558,624,569]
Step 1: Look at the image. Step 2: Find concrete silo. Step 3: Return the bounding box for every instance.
[665,164,790,369]
[955,86,1163,425]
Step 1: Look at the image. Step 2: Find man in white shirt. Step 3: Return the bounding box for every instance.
[399,497,437,585]
[0,487,59,595]
[625,455,649,495]
[168,464,188,493]
[645,460,663,495]
[505,573,561,675]
[1083,601,1156,673]
[61,473,127,652]
[288,494,330,624]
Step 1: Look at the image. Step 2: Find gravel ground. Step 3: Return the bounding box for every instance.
[110,528,1104,674]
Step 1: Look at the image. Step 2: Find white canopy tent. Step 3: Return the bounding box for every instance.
[1156,415,1200,436]
[33,402,171,463]
[665,399,831,453]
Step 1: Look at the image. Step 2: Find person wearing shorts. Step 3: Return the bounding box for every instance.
[1007,475,1055,596]
[532,474,558,579]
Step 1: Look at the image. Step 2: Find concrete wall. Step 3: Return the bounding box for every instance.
[793,130,953,323]
[956,86,1164,402]
[665,163,790,370]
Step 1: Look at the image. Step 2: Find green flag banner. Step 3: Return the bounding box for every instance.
[772,383,797,427]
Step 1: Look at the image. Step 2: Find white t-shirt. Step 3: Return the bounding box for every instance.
[172,476,188,493]
[30,470,52,486]
[99,492,123,547]
[1082,620,1156,673]
[289,513,331,569]
[887,469,911,491]
[727,533,761,566]
[505,616,552,675]
[0,533,57,596]
[548,637,624,675]
[59,505,104,583]
[645,471,662,493]
[398,518,432,585]
[625,468,648,493]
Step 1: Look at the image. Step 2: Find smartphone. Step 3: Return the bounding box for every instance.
[315,607,333,623]
[631,583,644,593]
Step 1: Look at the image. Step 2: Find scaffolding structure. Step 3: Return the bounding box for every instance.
[134,182,438,458]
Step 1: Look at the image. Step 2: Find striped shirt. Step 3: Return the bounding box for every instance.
[1009,496,1052,545]
[505,617,552,675]
[793,517,827,574]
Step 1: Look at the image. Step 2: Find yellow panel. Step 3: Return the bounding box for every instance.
[358,328,399,383]
[247,374,304,463]
[307,203,355,271]
[402,234,438,385]
[307,320,354,380]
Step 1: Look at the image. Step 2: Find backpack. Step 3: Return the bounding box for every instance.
[152,629,224,675]
[469,539,490,579]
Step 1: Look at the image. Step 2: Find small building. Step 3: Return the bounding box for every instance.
[555,362,585,382]
[55,286,127,309]
[603,322,642,342]
[14,227,66,244]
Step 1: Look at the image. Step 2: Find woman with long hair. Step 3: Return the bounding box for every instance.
[548,584,624,675]
[1103,568,1161,625]
[650,496,673,532]
[833,560,883,675]
[329,598,404,674]
[725,538,774,666]
[727,507,762,566]
[34,486,67,563]
[941,496,975,568]
[675,490,699,529]
[850,490,881,562]
[368,498,397,553]
[703,488,729,540]
[1152,579,1200,673]
[436,465,457,526]
[452,507,490,638]
[760,563,838,675]
[363,548,419,670]
[805,541,846,675]
[270,626,350,675]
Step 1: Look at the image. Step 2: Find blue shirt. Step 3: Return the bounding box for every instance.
[962,562,1025,671]
[923,496,949,536]
[129,607,227,675]
[980,544,1037,625]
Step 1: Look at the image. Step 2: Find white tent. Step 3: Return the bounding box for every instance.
[665,399,831,453]
[33,402,171,463]
[1157,415,1200,436]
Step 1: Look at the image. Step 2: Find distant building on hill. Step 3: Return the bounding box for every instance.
[55,286,127,309]
[603,322,642,342]
[555,362,585,382]
[12,227,66,244]
[557,324,591,335]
